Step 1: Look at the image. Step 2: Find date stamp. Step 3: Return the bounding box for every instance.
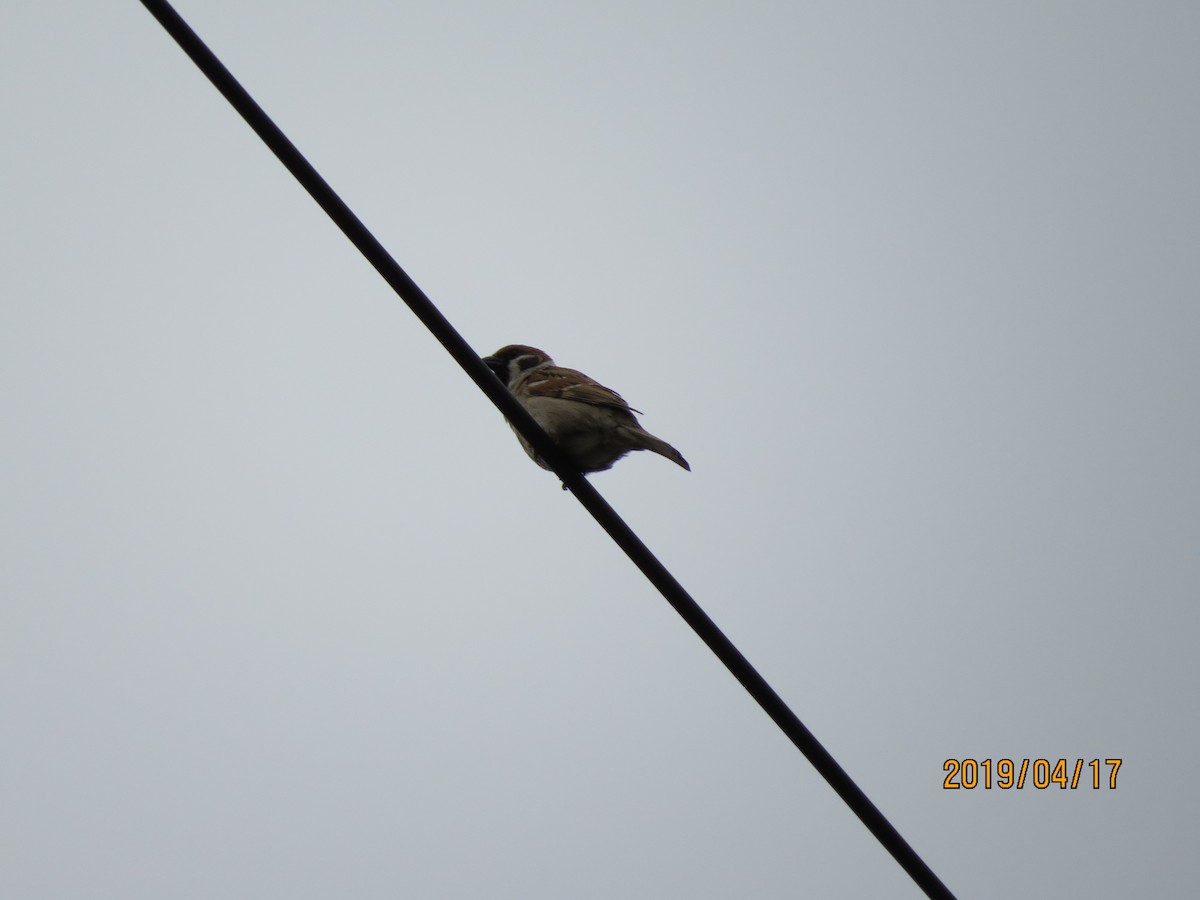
[943,758,1122,790]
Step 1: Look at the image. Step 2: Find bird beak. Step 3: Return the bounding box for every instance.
[481,355,506,382]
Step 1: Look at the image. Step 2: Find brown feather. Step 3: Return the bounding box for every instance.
[522,366,643,414]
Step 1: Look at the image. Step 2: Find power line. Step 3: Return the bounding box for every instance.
[137,2,957,897]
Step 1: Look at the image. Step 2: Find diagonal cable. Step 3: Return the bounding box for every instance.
[137,2,956,897]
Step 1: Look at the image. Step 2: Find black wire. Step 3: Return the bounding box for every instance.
[137,3,956,897]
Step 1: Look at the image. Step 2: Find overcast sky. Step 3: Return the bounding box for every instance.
[3,2,1198,898]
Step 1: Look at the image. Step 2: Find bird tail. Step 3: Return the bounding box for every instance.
[633,430,690,471]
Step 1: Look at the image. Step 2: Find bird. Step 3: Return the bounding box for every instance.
[481,344,690,477]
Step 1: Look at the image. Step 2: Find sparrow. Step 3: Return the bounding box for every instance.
[482,344,690,476]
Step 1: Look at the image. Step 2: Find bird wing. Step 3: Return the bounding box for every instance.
[522,365,643,414]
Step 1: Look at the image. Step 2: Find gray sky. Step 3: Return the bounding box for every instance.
[3,2,1198,897]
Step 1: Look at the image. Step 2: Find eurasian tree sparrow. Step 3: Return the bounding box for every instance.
[482,345,690,475]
